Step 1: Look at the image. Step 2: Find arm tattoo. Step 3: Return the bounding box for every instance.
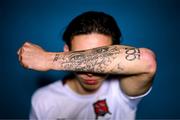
[124,48,140,61]
[53,46,123,73]
[53,54,60,62]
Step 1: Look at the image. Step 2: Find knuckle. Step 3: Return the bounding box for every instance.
[24,42,29,45]
[23,42,31,48]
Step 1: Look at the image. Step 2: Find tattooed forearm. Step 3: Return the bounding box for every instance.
[53,45,123,73]
[124,48,140,61]
[52,45,142,74]
[53,54,60,62]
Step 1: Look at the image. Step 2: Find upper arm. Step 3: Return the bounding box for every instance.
[119,48,157,96]
[30,88,49,119]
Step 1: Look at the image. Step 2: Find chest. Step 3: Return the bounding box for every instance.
[45,95,131,120]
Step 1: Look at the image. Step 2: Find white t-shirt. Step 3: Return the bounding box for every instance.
[30,78,151,120]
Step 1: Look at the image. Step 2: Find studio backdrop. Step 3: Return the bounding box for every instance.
[0,0,179,119]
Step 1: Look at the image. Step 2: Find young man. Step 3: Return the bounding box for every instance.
[17,11,157,120]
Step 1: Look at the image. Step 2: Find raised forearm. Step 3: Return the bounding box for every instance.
[49,45,154,74]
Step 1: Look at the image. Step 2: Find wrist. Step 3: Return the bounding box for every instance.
[47,52,62,70]
[46,52,56,70]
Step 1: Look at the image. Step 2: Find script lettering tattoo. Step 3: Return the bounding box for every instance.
[53,54,60,62]
[125,48,140,61]
[53,46,124,73]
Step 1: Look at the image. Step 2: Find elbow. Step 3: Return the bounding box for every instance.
[141,48,157,76]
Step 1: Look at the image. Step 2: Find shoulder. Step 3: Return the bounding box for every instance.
[106,78,151,107]
[31,80,63,106]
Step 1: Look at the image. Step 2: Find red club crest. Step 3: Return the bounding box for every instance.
[93,99,111,119]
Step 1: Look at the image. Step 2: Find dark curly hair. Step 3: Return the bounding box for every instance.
[63,11,122,48]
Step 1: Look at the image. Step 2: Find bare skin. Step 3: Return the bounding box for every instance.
[17,33,157,96]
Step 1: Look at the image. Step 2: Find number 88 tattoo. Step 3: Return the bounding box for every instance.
[125,48,140,61]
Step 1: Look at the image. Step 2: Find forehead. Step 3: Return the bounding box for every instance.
[71,33,112,51]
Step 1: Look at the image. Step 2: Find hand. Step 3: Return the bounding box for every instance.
[17,42,51,71]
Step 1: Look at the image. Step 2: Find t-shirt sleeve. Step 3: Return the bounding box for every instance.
[29,88,49,120]
[29,89,43,120]
[111,79,152,109]
[122,87,152,100]
[29,106,38,120]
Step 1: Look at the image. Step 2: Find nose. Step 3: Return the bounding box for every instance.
[86,73,93,77]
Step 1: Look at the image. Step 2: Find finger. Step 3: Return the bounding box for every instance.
[18,49,31,69]
[17,48,21,55]
[18,48,24,62]
[23,42,31,48]
[25,41,41,48]
[17,48,22,61]
[21,62,29,69]
[24,42,38,50]
[24,41,34,46]
[18,53,23,62]
[19,57,29,69]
